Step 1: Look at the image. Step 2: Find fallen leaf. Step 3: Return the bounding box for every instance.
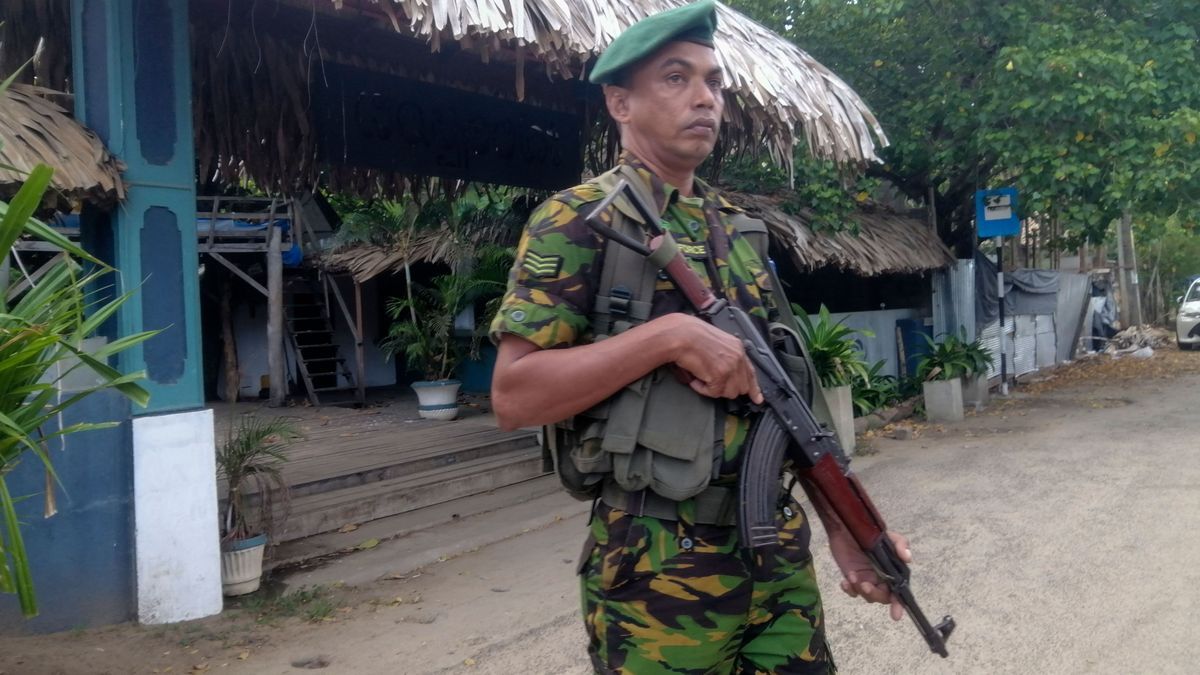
[338,523,360,533]
[237,652,249,661]
[464,658,477,666]
[357,538,381,550]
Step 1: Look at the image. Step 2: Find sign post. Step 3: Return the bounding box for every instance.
[976,188,1020,395]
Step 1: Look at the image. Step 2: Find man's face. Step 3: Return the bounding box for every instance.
[604,41,725,170]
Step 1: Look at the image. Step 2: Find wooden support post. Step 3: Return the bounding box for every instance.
[221,274,240,403]
[268,224,285,407]
[354,280,366,405]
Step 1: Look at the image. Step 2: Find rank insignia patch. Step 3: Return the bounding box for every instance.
[522,251,564,278]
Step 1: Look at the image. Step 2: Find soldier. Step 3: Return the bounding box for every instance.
[490,1,910,672]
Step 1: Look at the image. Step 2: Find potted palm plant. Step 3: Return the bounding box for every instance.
[795,304,873,453]
[216,416,301,596]
[960,335,994,410]
[917,333,973,422]
[382,246,511,421]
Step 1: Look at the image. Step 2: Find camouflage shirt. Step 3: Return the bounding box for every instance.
[490,153,773,476]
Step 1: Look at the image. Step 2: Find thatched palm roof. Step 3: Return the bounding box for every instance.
[0,84,125,205]
[328,0,887,170]
[323,217,520,283]
[727,192,956,276]
[326,192,953,283]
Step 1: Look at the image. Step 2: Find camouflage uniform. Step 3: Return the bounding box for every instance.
[491,154,834,674]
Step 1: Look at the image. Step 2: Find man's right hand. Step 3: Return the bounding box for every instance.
[665,314,764,404]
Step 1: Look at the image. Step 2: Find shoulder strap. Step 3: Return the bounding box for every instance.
[728,212,823,407]
[589,167,658,338]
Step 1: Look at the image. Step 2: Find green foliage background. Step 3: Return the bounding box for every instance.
[727,0,1200,281]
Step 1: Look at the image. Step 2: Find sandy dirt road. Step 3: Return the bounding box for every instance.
[3,352,1199,674]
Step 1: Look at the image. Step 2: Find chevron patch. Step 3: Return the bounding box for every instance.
[522,251,563,278]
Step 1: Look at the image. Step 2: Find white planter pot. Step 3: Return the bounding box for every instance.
[821,384,856,455]
[412,379,462,420]
[923,378,964,423]
[961,374,990,411]
[221,534,267,596]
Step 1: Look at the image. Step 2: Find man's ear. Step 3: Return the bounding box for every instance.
[603,84,632,125]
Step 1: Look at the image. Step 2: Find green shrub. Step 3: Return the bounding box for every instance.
[916,330,993,381]
[851,360,901,416]
[793,304,873,388]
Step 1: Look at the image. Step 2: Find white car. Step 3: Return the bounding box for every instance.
[1178,278,1200,350]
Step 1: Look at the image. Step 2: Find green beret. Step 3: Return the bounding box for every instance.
[589,0,719,85]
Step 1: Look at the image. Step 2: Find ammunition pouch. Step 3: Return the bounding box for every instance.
[540,166,822,507]
[548,365,719,502]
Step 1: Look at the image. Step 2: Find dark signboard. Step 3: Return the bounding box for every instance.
[313,62,582,190]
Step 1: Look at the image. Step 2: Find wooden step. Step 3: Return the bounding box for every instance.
[276,446,546,541]
[300,356,346,364]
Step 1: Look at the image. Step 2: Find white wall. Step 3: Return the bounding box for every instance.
[817,308,923,379]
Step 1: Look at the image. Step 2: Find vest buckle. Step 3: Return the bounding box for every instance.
[609,286,633,316]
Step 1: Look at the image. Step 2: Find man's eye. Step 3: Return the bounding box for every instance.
[667,73,685,84]
[708,79,723,90]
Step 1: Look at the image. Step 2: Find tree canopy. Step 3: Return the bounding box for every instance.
[726,0,1200,253]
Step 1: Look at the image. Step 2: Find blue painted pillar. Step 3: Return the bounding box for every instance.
[72,0,203,413]
[57,0,224,628]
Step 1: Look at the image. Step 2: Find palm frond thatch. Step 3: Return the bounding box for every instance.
[0,84,125,206]
[323,219,519,282]
[726,191,956,276]
[333,0,887,169]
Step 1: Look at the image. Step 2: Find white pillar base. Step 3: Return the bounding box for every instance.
[133,408,222,624]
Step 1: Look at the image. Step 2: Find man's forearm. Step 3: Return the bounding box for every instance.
[491,315,684,430]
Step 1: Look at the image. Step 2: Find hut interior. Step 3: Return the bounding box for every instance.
[3,0,930,404]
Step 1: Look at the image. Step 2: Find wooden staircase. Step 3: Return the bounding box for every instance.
[284,272,357,405]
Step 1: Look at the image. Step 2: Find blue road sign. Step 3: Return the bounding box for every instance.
[976,187,1020,238]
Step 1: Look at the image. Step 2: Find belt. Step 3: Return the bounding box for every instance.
[600,481,737,527]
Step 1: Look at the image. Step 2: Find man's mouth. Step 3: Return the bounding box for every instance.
[684,119,717,134]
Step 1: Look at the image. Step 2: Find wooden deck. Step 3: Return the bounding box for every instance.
[213,391,545,541]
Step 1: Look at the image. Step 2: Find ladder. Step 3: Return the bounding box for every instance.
[283,272,357,405]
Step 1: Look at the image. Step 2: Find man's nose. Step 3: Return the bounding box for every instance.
[693,81,717,108]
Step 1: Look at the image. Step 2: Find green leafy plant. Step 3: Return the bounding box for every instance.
[381,245,512,382]
[1,72,156,617]
[962,335,995,378]
[216,416,302,543]
[793,303,874,388]
[851,360,901,416]
[916,332,975,381]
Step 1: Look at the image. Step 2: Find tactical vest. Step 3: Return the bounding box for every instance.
[542,165,823,504]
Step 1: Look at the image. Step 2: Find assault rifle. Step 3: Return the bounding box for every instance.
[584,179,955,658]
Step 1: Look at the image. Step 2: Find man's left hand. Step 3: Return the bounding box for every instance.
[827,529,911,621]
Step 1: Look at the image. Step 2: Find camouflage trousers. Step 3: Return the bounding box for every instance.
[579,497,835,674]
